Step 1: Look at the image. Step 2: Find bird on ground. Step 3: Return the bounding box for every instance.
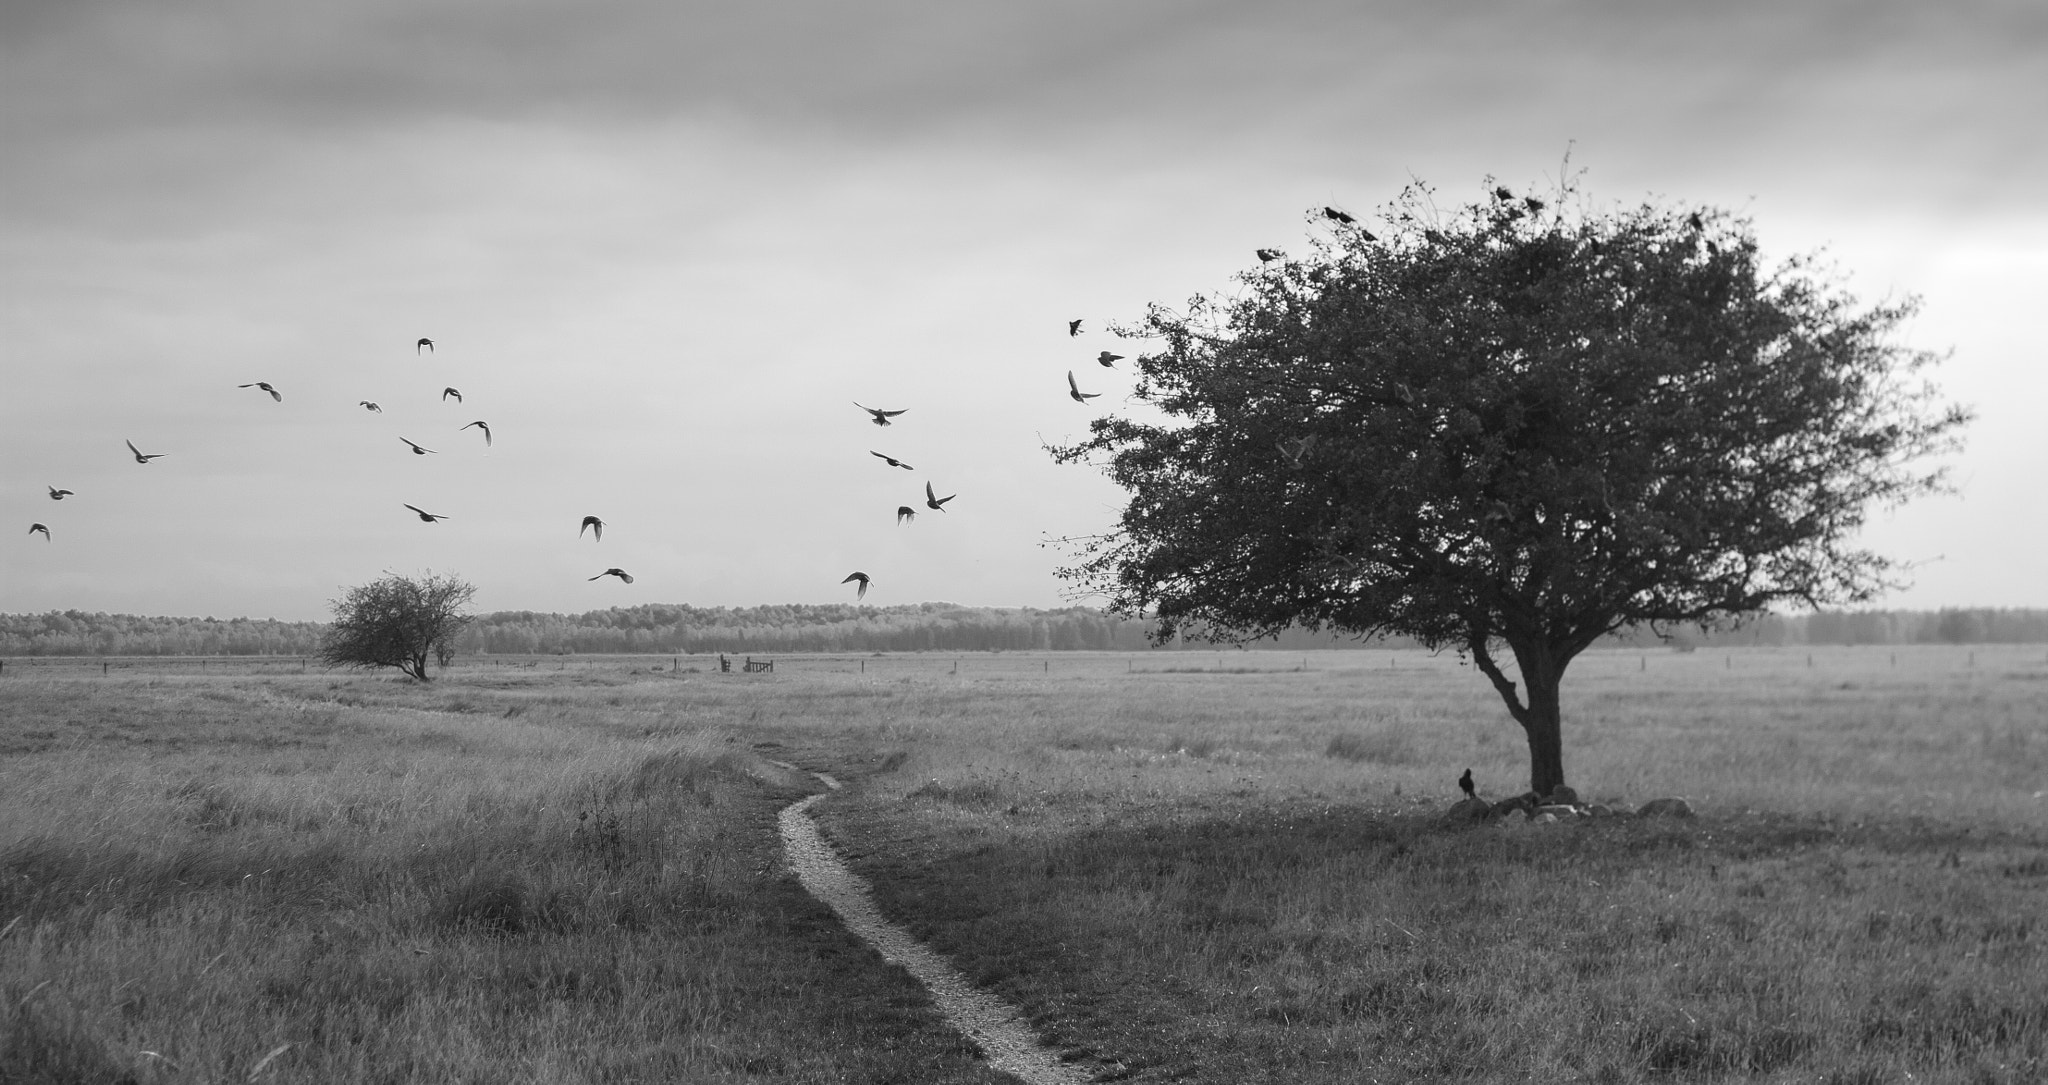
[461,420,491,446]
[237,382,282,402]
[418,338,434,353]
[1322,206,1355,226]
[842,571,870,599]
[1097,351,1124,368]
[442,387,462,403]
[580,516,604,541]
[402,504,449,522]
[1067,371,1099,403]
[399,437,436,455]
[590,568,635,584]
[125,440,164,463]
[896,506,916,525]
[925,481,956,512]
[1068,319,1083,337]
[1255,248,1282,262]
[1459,768,1476,799]
[854,402,905,426]
[870,451,914,470]
[48,486,73,500]
[28,523,51,540]
[360,401,382,413]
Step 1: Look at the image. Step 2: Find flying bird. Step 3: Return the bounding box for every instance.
[896,506,916,525]
[417,338,434,353]
[841,571,871,600]
[461,420,492,447]
[1322,206,1355,226]
[1067,371,1099,403]
[1459,768,1475,799]
[580,516,604,541]
[48,486,73,500]
[925,481,955,512]
[442,387,462,403]
[360,401,382,413]
[237,382,282,402]
[870,451,914,470]
[1067,319,1083,337]
[28,523,51,541]
[402,504,449,522]
[125,440,164,463]
[1255,248,1282,263]
[1097,351,1124,368]
[854,402,906,426]
[399,437,436,455]
[590,568,635,584]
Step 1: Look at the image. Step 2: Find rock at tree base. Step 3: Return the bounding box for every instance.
[1636,797,1696,819]
[1440,797,1492,823]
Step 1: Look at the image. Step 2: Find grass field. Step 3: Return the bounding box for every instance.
[2,646,2043,1083]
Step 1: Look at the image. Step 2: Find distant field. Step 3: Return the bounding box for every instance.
[3,646,2043,1083]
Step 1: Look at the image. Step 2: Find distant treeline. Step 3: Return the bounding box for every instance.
[2,604,2046,657]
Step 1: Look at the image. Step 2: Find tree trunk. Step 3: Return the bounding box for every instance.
[1518,658,1567,797]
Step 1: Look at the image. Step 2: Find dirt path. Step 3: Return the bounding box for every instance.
[774,768,1092,1085]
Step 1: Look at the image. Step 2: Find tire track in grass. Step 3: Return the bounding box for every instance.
[773,765,1092,1085]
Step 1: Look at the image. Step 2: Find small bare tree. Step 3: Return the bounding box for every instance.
[321,571,476,681]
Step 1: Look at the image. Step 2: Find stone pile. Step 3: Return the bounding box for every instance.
[1440,786,1695,825]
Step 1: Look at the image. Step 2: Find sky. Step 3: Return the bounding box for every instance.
[3,0,2044,622]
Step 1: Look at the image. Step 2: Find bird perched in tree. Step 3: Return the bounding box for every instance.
[1686,211,1705,231]
[442,387,462,403]
[125,440,164,463]
[417,338,434,353]
[237,382,282,402]
[1255,248,1282,262]
[28,523,51,540]
[1068,319,1083,337]
[48,486,73,500]
[1459,769,1476,799]
[1067,371,1099,403]
[399,437,436,455]
[896,506,916,525]
[1493,186,1514,202]
[461,420,491,446]
[842,571,871,599]
[1322,206,1355,225]
[870,451,914,470]
[402,504,449,522]
[580,516,604,541]
[590,568,634,584]
[1097,351,1123,368]
[925,481,955,512]
[854,402,905,427]
[360,401,382,413]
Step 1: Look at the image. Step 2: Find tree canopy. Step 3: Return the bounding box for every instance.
[320,571,476,681]
[1054,178,1971,796]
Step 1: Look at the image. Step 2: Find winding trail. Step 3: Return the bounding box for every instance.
[773,767,1091,1085]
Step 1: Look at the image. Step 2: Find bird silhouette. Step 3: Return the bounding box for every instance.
[442,387,462,403]
[1068,319,1083,337]
[1067,371,1099,403]
[1097,351,1124,368]
[360,401,382,413]
[402,504,449,522]
[925,481,956,512]
[1459,768,1476,799]
[1686,211,1705,231]
[580,516,604,541]
[418,338,434,353]
[896,506,916,525]
[1493,186,1514,202]
[125,440,164,463]
[590,568,635,584]
[1322,206,1355,225]
[399,437,436,455]
[28,523,51,540]
[870,451,914,470]
[237,382,282,402]
[1255,248,1282,262]
[854,402,906,426]
[461,421,491,447]
[48,486,73,500]
[842,571,870,599]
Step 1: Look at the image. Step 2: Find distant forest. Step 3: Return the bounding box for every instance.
[3,603,2047,657]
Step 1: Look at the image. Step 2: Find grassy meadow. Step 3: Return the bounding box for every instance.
[2,645,2043,1083]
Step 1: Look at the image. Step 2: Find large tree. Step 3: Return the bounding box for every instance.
[1053,179,1970,797]
[321,571,477,681]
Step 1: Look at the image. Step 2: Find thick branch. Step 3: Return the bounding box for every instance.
[1468,632,1529,724]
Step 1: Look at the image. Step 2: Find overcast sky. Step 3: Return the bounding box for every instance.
[4,0,2043,622]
